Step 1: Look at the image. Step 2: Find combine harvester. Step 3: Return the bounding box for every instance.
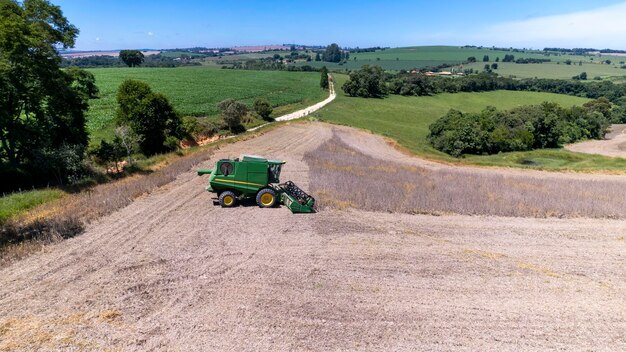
[197,155,316,213]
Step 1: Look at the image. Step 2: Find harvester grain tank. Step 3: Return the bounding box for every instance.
[197,155,316,213]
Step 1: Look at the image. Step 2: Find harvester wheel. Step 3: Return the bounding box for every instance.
[219,191,237,207]
[256,188,277,208]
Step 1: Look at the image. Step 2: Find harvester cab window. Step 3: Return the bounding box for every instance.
[268,164,282,183]
[219,162,234,176]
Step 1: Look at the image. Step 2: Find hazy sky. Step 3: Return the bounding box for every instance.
[52,0,626,50]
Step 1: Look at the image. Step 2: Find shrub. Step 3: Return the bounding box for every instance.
[253,98,273,121]
[218,99,248,133]
[342,65,388,98]
[428,101,609,156]
[116,80,182,156]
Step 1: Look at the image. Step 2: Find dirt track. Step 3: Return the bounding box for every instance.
[566,124,626,158]
[1,123,625,351]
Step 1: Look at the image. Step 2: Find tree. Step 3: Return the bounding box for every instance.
[89,139,125,173]
[114,125,138,164]
[565,59,572,65]
[579,72,588,80]
[491,63,498,70]
[119,50,144,67]
[323,43,342,63]
[253,98,273,121]
[495,57,500,62]
[502,54,515,62]
[0,0,90,188]
[320,66,329,89]
[467,56,477,63]
[65,67,99,98]
[116,80,181,155]
[483,55,490,62]
[314,52,321,61]
[342,65,388,98]
[218,99,248,133]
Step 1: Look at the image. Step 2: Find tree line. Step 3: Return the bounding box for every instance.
[0,0,297,193]
[61,52,201,68]
[428,100,611,157]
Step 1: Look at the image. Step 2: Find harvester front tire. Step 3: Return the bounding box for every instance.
[256,188,277,208]
[219,191,237,207]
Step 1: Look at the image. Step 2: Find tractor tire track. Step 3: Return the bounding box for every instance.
[0,122,624,351]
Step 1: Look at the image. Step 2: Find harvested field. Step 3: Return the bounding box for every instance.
[306,133,626,218]
[566,124,626,158]
[1,122,625,351]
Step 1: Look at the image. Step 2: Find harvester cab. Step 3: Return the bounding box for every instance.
[197,155,316,213]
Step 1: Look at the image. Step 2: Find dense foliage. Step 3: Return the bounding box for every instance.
[253,98,272,121]
[218,99,248,132]
[320,66,329,89]
[116,80,182,155]
[119,50,144,67]
[61,54,201,68]
[323,43,347,63]
[0,0,94,191]
[387,72,626,117]
[342,65,388,98]
[428,100,611,157]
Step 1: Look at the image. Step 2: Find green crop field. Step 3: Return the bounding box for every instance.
[87,67,327,143]
[464,61,626,80]
[296,46,626,78]
[314,74,626,171]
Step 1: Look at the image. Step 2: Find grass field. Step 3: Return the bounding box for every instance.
[464,61,626,80]
[0,189,65,225]
[313,74,626,171]
[295,46,626,77]
[87,67,327,143]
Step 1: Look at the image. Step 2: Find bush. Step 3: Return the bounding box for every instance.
[218,99,248,133]
[428,101,610,157]
[116,80,182,156]
[342,65,388,98]
[253,98,273,121]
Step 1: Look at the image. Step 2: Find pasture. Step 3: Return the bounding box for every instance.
[463,61,626,80]
[87,67,327,143]
[297,46,626,76]
[314,74,626,170]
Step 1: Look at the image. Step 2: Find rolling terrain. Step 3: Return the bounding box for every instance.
[86,67,327,143]
[315,74,626,171]
[1,122,624,351]
[297,46,626,78]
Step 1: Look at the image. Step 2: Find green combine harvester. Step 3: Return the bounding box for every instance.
[197,155,316,213]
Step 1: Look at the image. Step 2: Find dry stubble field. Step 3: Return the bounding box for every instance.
[0,122,625,351]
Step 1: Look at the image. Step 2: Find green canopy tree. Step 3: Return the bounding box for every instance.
[342,65,388,98]
[116,80,181,155]
[320,66,329,89]
[0,0,91,188]
[119,50,145,67]
[323,43,342,63]
[218,99,248,133]
[253,98,273,121]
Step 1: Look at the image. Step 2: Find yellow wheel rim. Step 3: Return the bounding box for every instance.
[260,193,274,206]
[223,195,234,206]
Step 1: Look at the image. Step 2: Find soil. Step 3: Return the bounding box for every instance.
[1,122,624,351]
[566,124,626,158]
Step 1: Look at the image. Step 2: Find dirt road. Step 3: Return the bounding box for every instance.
[566,124,626,158]
[1,123,625,351]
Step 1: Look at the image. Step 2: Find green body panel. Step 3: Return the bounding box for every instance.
[198,155,315,213]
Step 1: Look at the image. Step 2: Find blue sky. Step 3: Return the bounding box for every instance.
[52,0,626,50]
